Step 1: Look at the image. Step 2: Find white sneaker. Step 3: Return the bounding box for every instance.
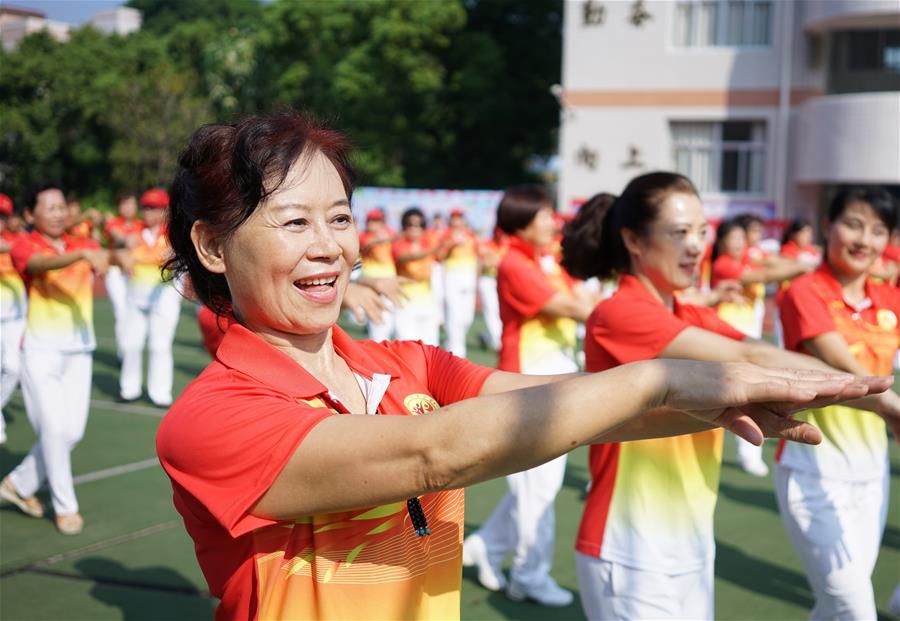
[462,534,506,591]
[739,457,769,477]
[506,576,574,607]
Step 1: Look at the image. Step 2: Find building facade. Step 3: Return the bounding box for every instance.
[0,4,140,51]
[559,0,900,222]
[0,5,70,50]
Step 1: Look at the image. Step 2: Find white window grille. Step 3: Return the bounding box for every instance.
[673,0,771,47]
[671,121,767,194]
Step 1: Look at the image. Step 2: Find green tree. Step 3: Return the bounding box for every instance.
[126,0,261,34]
[439,0,563,188]
[260,0,467,186]
[106,63,211,191]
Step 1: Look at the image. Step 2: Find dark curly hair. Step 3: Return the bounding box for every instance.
[164,111,356,315]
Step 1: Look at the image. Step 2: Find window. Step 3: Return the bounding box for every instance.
[673,0,771,47]
[828,29,900,94]
[671,121,767,194]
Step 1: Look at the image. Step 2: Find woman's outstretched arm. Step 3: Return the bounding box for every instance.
[252,360,888,520]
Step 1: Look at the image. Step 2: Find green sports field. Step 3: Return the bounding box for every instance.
[1,299,897,620]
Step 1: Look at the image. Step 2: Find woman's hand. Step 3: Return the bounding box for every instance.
[655,360,893,445]
[356,275,410,308]
[82,249,109,275]
[342,281,388,324]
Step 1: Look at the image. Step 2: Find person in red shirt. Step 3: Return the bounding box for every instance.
[358,208,400,340]
[153,112,887,621]
[711,218,813,476]
[558,172,900,621]
[391,207,440,345]
[463,185,596,608]
[65,192,102,243]
[435,208,479,357]
[780,218,821,266]
[0,182,108,536]
[103,191,143,359]
[116,189,181,407]
[777,187,900,620]
[0,193,27,445]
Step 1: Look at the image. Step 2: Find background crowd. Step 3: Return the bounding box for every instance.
[0,0,898,619]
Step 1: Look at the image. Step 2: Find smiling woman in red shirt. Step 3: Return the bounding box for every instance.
[776,187,899,620]
[152,114,890,621]
[462,185,594,608]
[560,172,900,621]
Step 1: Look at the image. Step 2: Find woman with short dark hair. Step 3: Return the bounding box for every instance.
[462,184,594,607]
[155,114,888,621]
[777,186,899,620]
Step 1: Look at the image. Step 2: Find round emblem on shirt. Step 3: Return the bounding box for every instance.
[403,394,440,416]
[876,309,897,330]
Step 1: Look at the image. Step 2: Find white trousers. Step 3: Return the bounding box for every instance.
[430,263,445,326]
[478,275,502,351]
[576,552,714,620]
[475,454,567,589]
[443,269,477,358]
[1,316,26,410]
[105,266,128,357]
[119,285,181,405]
[10,348,92,515]
[775,465,888,621]
[735,434,765,465]
[366,298,395,342]
[394,298,440,346]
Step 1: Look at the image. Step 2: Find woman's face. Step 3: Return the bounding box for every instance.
[518,206,556,249]
[826,200,889,279]
[119,197,138,220]
[721,226,747,260]
[626,192,708,294]
[794,225,813,248]
[403,214,425,242]
[219,151,357,337]
[745,221,764,246]
[142,206,166,228]
[32,188,68,239]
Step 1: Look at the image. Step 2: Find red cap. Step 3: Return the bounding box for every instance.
[449,207,465,218]
[140,188,169,209]
[366,209,384,221]
[0,193,12,216]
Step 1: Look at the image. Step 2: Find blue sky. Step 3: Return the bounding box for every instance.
[2,0,124,25]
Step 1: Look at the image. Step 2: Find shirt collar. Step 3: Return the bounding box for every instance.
[215,323,397,399]
[506,235,541,262]
[618,273,689,314]
[814,262,874,312]
[28,229,75,252]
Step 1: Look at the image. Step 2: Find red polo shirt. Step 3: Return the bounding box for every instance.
[103,216,143,248]
[496,236,577,373]
[579,274,745,573]
[777,264,899,478]
[157,324,494,620]
[11,230,99,351]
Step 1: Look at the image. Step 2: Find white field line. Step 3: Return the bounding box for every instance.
[72,457,160,486]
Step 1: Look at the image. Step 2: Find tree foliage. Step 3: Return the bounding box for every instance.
[0,0,561,207]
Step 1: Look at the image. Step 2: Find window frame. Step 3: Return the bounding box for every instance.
[672,0,773,49]
[670,120,769,197]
